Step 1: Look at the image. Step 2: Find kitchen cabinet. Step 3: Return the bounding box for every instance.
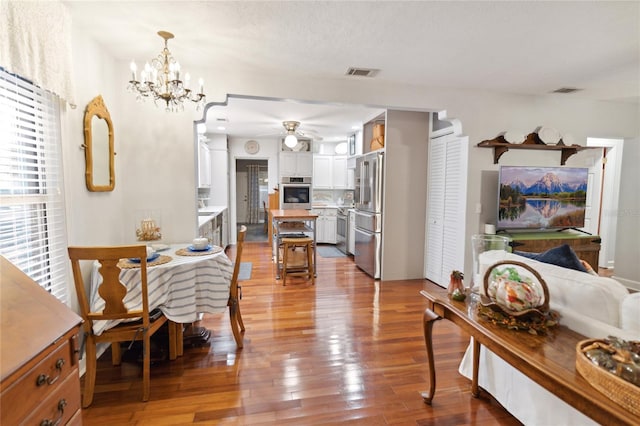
[209,146,228,205]
[332,156,347,189]
[221,209,229,248]
[313,155,333,188]
[198,140,211,188]
[280,152,312,177]
[312,155,347,189]
[1,256,83,426]
[198,207,227,247]
[346,168,355,190]
[312,207,337,244]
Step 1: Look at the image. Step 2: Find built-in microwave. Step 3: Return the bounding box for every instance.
[280,177,312,210]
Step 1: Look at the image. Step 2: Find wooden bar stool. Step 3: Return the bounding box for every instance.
[281,237,315,286]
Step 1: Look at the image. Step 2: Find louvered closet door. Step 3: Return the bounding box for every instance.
[424,133,469,287]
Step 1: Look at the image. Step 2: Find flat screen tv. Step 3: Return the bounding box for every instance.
[497,166,588,230]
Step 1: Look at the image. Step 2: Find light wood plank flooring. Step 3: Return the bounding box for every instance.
[81,241,521,425]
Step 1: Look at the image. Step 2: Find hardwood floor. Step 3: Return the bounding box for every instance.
[81,241,521,425]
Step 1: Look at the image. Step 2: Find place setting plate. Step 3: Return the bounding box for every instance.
[176,244,223,256]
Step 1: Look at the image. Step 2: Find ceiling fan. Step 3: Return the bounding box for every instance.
[281,120,321,151]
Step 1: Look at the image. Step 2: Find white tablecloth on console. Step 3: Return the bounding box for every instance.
[90,244,233,335]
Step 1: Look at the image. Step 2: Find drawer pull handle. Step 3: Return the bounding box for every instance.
[39,398,66,426]
[35,358,65,386]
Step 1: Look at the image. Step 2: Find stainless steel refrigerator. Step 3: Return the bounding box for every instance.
[354,151,384,279]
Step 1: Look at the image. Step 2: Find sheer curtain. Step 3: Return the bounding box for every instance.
[246,165,261,224]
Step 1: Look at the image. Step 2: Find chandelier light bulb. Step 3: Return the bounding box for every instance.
[285,134,298,148]
[130,61,137,81]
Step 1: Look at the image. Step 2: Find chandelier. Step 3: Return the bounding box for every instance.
[127,31,206,112]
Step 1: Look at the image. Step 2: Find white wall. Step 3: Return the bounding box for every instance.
[64,24,640,289]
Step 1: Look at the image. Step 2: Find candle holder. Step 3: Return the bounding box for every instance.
[135,210,162,242]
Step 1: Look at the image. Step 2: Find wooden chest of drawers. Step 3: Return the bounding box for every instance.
[506,230,601,270]
[1,256,83,425]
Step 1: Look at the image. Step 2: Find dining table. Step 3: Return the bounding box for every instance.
[89,243,234,348]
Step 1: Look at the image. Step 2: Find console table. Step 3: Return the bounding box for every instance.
[504,230,601,269]
[419,281,638,425]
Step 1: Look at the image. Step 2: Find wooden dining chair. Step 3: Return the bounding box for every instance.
[228,225,247,348]
[68,245,178,407]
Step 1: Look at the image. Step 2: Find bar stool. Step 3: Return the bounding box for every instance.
[281,237,315,286]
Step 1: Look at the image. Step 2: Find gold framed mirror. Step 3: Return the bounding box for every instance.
[83,95,115,191]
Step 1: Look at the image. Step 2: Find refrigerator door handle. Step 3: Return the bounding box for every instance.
[362,161,370,204]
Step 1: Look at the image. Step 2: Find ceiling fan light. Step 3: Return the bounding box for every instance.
[285,133,298,148]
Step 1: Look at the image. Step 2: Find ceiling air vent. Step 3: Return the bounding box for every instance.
[551,87,582,94]
[346,67,379,77]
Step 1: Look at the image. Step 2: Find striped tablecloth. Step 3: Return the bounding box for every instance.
[90,243,233,335]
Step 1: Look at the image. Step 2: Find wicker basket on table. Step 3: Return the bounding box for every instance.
[576,339,640,416]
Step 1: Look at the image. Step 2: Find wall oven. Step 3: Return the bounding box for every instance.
[279,177,312,210]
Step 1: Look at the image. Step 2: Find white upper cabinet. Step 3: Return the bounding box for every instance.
[198,141,211,188]
[280,152,313,177]
[313,155,348,189]
[313,155,333,188]
[332,156,347,189]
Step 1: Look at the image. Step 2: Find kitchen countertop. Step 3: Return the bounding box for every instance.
[198,205,226,228]
[311,204,354,209]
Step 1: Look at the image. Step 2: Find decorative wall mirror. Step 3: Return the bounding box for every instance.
[83,95,115,191]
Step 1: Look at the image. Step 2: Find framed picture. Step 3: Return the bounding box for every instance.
[348,134,356,156]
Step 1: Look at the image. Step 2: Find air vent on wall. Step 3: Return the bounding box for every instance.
[551,87,582,94]
[346,67,379,77]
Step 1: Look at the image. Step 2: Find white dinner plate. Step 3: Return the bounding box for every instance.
[151,243,169,251]
[538,127,561,145]
[504,131,525,144]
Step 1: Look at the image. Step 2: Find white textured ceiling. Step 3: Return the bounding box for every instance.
[64,1,639,140]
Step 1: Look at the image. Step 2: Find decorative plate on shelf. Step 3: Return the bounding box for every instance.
[537,127,561,145]
[504,131,525,144]
[244,140,260,154]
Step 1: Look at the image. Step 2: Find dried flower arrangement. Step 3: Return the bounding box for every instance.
[477,304,560,335]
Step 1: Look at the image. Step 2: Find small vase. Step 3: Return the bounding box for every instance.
[447,271,464,295]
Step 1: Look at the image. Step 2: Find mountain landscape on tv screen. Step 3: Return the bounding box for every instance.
[505,172,588,196]
[498,167,588,230]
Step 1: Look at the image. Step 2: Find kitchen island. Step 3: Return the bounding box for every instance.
[271,209,318,279]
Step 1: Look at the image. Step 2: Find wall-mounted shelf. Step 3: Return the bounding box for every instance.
[477,133,600,165]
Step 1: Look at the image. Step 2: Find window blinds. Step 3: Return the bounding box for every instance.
[0,68,69,303]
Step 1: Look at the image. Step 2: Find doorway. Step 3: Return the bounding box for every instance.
[235,159,269,241]
[586,137,624,269]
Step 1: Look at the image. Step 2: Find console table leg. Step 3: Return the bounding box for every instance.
[421,307,442,405]
[471,337,480,398]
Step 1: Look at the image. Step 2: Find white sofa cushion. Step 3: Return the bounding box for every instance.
[479,251,629,327]
[621,292,640,334]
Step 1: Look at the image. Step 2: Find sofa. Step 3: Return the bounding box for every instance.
[458,250,640,425]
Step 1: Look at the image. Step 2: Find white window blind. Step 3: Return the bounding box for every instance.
[0,68,69,303]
